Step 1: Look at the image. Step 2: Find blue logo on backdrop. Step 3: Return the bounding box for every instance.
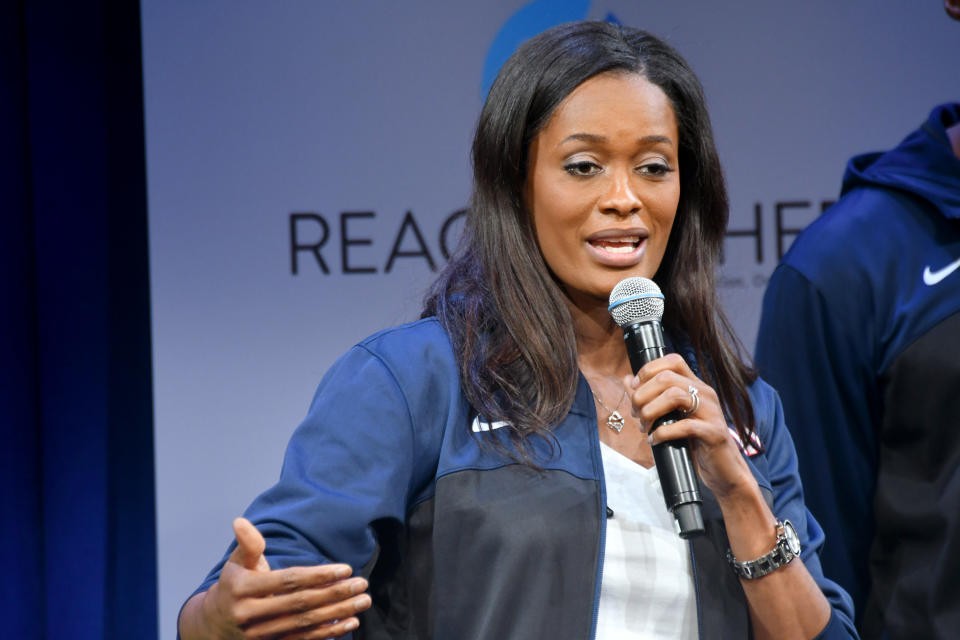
[482,0,622,98]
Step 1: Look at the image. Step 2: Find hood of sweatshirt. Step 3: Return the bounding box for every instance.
[841,103,960,219]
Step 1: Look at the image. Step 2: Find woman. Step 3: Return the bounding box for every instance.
[179,21,857,639]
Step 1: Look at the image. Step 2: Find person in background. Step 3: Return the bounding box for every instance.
[179,21,857,640]
[755,6,960,639]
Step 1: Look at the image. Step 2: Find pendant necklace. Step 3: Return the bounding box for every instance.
[593,388,628,433]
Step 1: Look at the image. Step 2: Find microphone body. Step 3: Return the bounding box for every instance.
[622,318,704,538]
[609,277,704,538]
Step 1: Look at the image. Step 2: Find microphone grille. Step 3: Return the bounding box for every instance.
[608,277,665,326]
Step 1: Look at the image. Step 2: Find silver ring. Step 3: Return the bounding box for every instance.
[684,385,700,416]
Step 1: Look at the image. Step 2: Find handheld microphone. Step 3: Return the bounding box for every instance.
[608,277,705,538]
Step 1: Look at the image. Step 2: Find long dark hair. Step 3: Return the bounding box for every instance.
[423,21,757,460]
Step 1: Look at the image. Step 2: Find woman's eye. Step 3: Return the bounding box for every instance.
[639,162,674,177]
[564,161,601,176]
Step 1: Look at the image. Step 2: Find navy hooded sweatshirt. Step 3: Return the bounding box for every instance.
[756,103,960,639]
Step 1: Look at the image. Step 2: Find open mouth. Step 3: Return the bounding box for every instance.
[589,236,642,253]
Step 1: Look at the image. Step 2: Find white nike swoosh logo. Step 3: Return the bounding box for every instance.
[923,257,960,286]
[471,416,510,432]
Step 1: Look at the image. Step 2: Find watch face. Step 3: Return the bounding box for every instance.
[782,520,802,556]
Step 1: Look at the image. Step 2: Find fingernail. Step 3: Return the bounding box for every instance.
[355,594,372,611]
[647,434,654,444]
[345,618,359,630]
[335,566,351,579]
[350,578,367,594]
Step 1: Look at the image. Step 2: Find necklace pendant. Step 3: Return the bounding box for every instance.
[606,410,625,433]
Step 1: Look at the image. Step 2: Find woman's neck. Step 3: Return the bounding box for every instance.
[566,293,634,379]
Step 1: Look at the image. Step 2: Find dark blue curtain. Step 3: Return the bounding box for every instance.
[1,1,158,638]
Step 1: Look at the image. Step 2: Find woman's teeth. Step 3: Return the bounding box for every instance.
[593,237,640,253]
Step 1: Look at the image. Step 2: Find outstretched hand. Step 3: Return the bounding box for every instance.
[182,518,372,640]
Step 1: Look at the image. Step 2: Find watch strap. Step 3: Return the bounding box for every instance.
[726,519,799,580]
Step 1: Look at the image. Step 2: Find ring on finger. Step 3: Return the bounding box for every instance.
[682,385,700,417]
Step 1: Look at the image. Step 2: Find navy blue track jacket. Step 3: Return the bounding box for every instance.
[188,318,857,638]
[756,104,960,639]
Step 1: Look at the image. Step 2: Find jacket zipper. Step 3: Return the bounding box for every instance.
[688,540,703,639]
[588,396,606,640]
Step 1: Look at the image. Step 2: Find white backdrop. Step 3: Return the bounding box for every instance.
[141,1,959,636]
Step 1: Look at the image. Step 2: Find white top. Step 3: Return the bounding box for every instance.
[596,442,699,640]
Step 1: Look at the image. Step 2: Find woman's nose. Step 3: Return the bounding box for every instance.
[598,172,641,216]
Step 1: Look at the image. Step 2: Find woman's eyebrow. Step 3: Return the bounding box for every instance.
[559,133,675,146]
[560,132,607,144]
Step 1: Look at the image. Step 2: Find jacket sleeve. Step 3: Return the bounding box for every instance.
[188,343,423,596]
[750,376,859,639]
[755,264,878,618]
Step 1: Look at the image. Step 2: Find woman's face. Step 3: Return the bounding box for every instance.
[525,71,681,305]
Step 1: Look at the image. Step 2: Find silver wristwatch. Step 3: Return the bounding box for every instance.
[726,519,801,579]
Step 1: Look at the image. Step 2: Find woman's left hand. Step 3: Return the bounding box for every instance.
[625,352,754,500]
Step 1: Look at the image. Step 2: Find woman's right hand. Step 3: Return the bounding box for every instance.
[179,518,372,640]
